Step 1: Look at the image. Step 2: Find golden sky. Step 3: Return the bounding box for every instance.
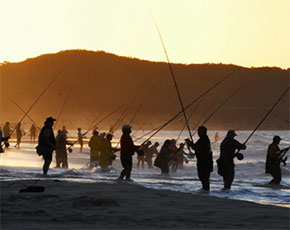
[1,0,289,68]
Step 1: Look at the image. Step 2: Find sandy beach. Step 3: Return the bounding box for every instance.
[1,179,289,229]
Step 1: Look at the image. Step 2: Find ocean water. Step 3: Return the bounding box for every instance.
[1,130,289,207]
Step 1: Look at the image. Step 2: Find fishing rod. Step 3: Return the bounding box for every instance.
[191,87,241,137]
[68,104,124,152]
[236,86,289,160]
[280,146,290,166]
[151,13,193,143]
[136,67,241,145]
[176,100,202,142]
[5,69,64,141]
[1,94,41,130]
[54,77,78,129]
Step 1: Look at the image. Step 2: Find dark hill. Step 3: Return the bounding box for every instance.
[1,50,289,131]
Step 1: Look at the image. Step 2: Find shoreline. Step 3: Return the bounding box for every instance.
[1,179,289,229]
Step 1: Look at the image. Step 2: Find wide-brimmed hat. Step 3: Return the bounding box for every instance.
[227,130,237,136]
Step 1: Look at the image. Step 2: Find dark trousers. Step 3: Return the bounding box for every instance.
[197,165,211,191]
[120,155,132,179]
[43,151,53,175]
[160,163,169,174]
[222,164,235,189]
[270,166,281,184]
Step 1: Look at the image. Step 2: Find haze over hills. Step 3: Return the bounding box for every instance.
[0,50,289,131]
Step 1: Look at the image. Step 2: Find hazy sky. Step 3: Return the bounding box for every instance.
[1,0,289,68]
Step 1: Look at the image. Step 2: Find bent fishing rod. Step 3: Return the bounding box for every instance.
[190,87,241,137]
[151,13,194,143]
[135,67,241,145]
[68,104,124,152]
[236,86,289,160]
[5,69,64,140]
[54,77,78,129]
[1,94,40,130]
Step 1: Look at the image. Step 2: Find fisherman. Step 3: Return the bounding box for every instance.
[15,123,22,149]
[139,141,151,169]
[217,130,246,190]
[99,133,116,171]
[214,131,219,142]
[55,130,73,168]
[88,130,101,167]
[186,126,213,191]
[30,124,37,142]
[37,117,56,175]
[77,128,84,152]
[145,141,159,168]
[62,126,68,134]
[154,140,173,174]
[175,143,188,170]
[0,127,10,153]
[3,122,11,148]
[118,125,139,181]
[265,136,289,185]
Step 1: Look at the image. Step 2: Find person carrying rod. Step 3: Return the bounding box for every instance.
[186,126,213,191]
[265,135,289,185]
[217,130,246,190]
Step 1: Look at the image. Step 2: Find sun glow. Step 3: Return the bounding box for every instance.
[0,0,289,68]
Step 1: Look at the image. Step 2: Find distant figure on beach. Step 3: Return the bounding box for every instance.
[215,131,219,142]
[37,117,56,175]
[154,140,173,174]
[77,128,84,152]
[265,136,289,185]
[30,124,37,142]
[55,130,73,168]
[15,123,22,149]
[138,141,151,169]
[145,142,159,168]
[217,130,246,190]
[118,125,139,181]
[186,126,213,191]
[62,126,68,134]
[3,121,12,148]
[88,130,101,167]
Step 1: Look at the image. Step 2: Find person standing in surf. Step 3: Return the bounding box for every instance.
[118,125,139,181]
[37,117,56,175]
[218,130,246,190]
[186,126,213,191]
[265,135,289,185]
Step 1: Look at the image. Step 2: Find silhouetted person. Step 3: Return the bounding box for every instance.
[15,123,22,148]
[88,130,101,167]
[265,136,289,185]
[176,143,187,170]
[138,141,151,169]
[37,117,56,175]
[99,133,116,171]
[118,125,139,181]
[218,130,246,190]
[145,141,159,168]
[215,131,219,142]
[154,140,173,174]
[77,128,84,152]
[3,121,11,148]
[30,124,37,142]
[55,130,73,168]
[186,126,213,191]
[62,126,68,134]
[0,127,9,153]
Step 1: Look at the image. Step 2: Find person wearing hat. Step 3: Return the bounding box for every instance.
[266,135,289,185]
[218,130,246,190]
[185,126,213,191]
[37,117,56,175]
[118,125,139,181]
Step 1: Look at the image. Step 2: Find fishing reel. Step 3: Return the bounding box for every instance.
[68,147,73,153]
[235,152,244,161]
[187,152,195,159]
[281,157,287,166]
[4,142,10,148]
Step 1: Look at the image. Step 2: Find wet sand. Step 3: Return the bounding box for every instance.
[1,179,289,229]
